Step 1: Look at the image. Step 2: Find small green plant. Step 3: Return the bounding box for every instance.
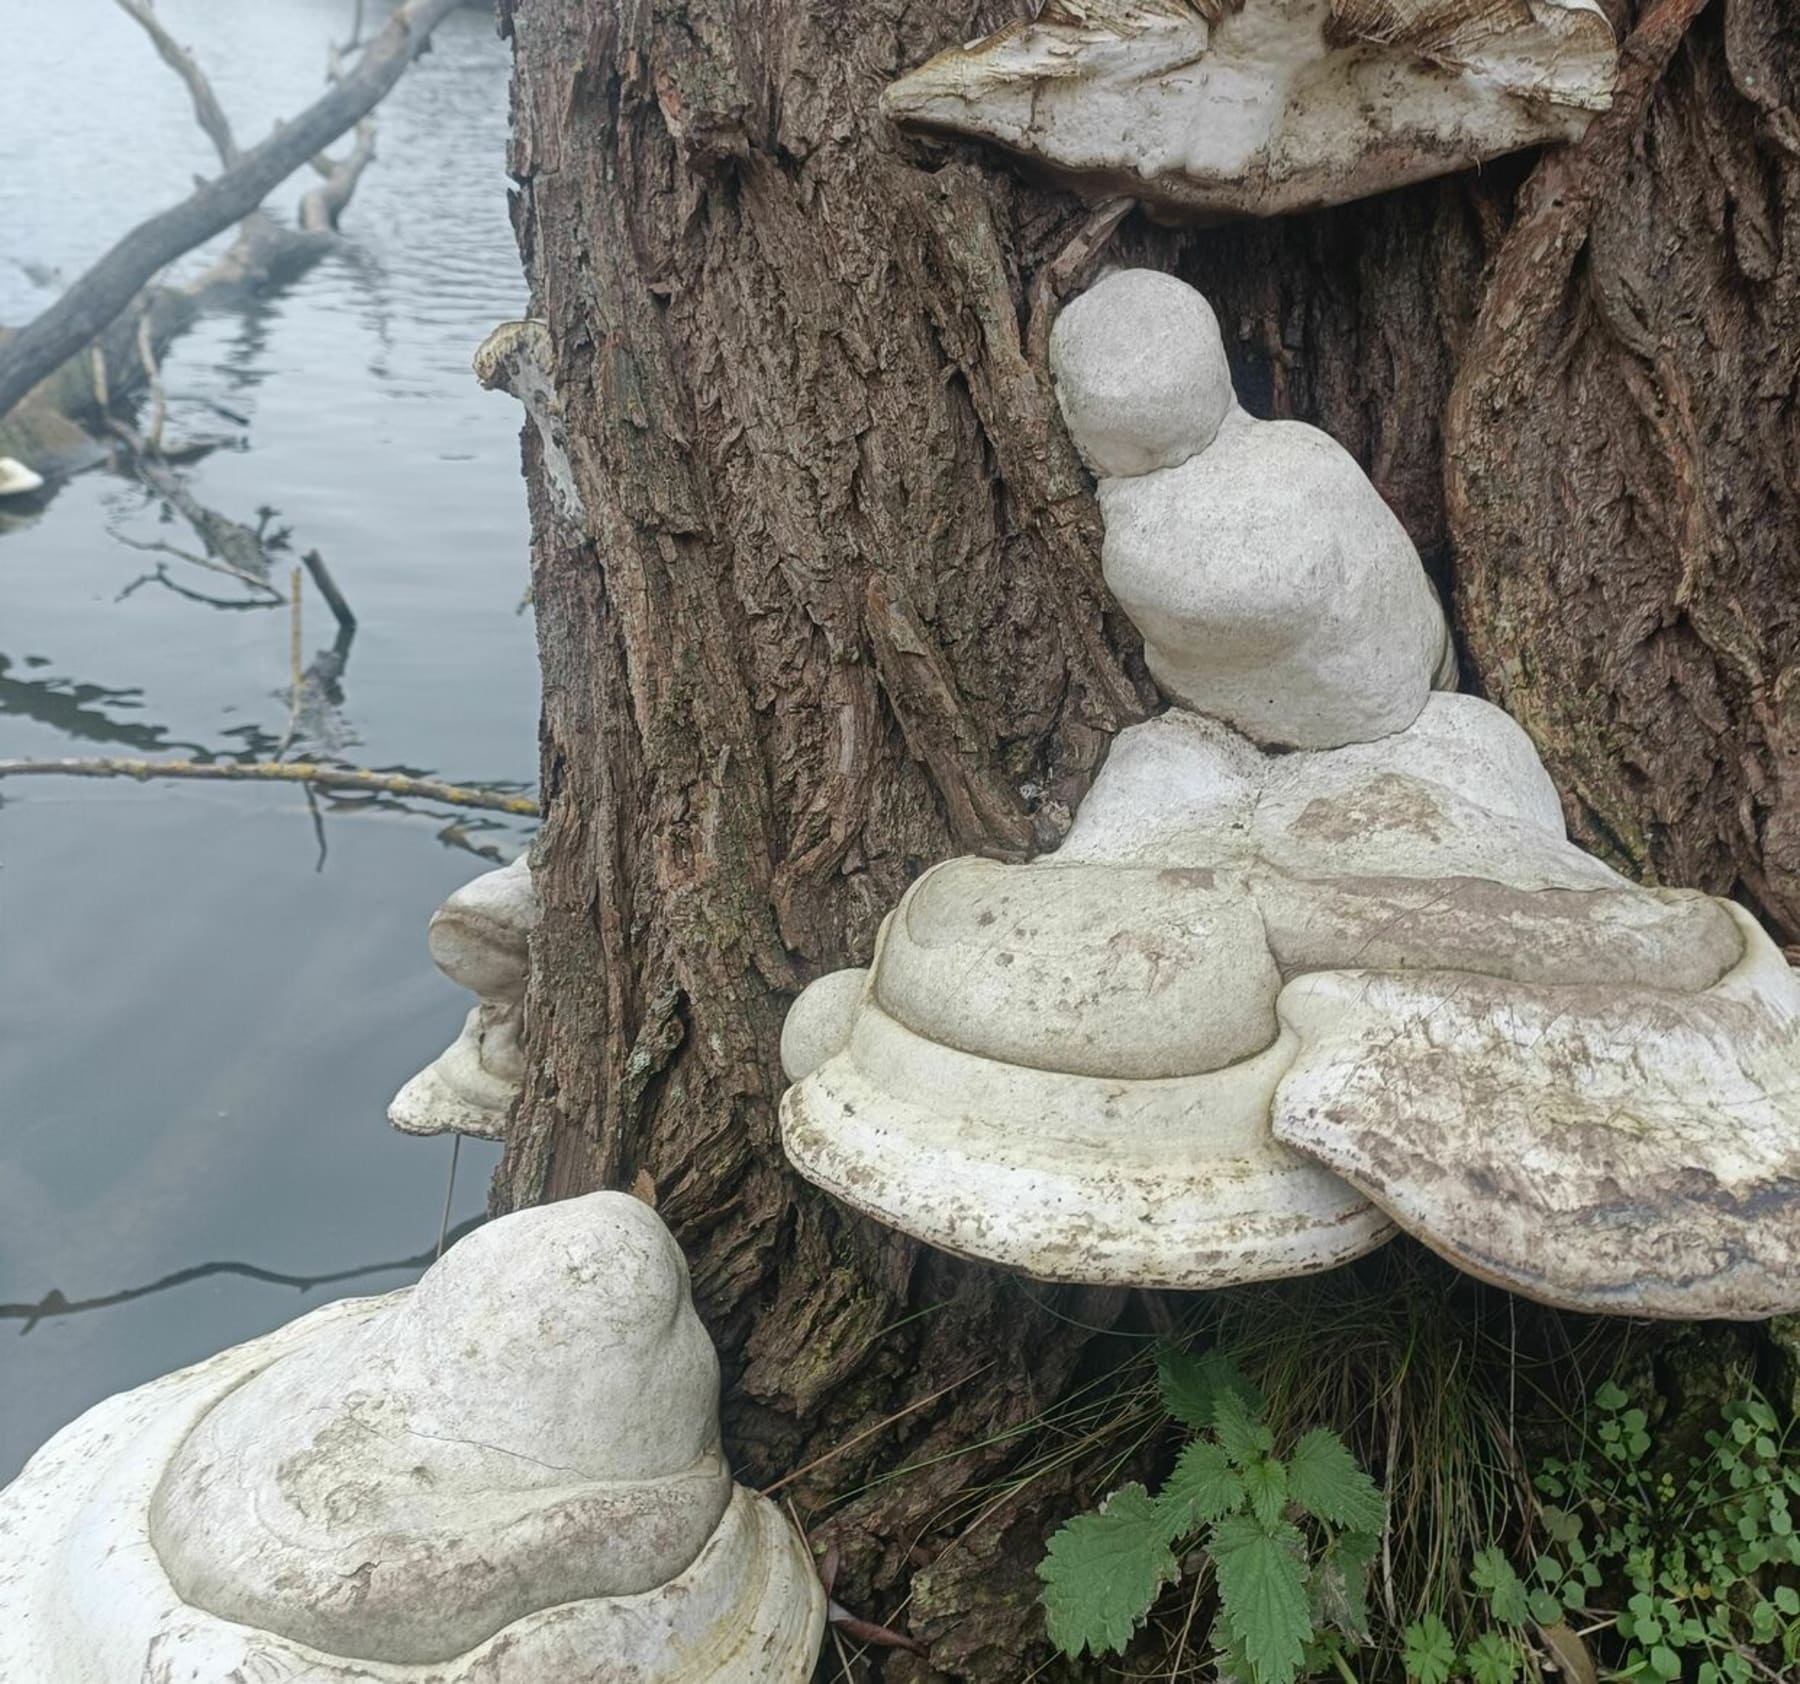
[1533,1378,1800,1683]
[1402,1377,1800,1684]
[1399,1545,1540,1684]
[1039,1348,1385,1681]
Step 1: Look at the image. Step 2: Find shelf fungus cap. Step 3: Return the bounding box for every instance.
[1271,902,1800,1320]
[427,852,537,998]
[0,456,46,497]
[389,854,537,1139]
[882,0,1617,220]
[781,965,870,1081]
[780,857,1392,1287]
[0,1193,826,1682]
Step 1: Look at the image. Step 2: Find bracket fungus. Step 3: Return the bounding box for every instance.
[388,852,536,1140]
[882,0,1617,219]
[0,455,46,496]
[780,268,1800,1319]
[0,1192,826,1682]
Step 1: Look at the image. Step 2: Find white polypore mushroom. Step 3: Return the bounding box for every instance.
[1047,268,1234,477]
[779,266,1800,1321]
[0,1192,826,1682]
[780,965,869,1081]
[0,456,46,497]
[782,858,1392,1287]
[1050,268,1454,748]
[389,852,537,1140]
[1271,903,1800,1320]
[881,0,1617,220]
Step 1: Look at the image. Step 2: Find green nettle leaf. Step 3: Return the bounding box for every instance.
[1286,1427,1387,1534]
[1471,1545,1533,1626]
[1210,1513,1312,1684]
[1156,1346,1264,1431]
[1214,1388,1277,1468]
[1040,1484,1179,1658]
[1243,1456,1291,1531]
[1158,1438,1247,1538]
[1401,1613,1458,1684]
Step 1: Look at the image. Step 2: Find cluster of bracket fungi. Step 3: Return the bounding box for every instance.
[781,267,1800,1322]
[12,4,1791,1680]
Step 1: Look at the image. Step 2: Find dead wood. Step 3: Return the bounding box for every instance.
[0,0,462,421]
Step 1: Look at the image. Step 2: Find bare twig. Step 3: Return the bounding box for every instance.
[276,565,305,758]
[116,561,277,611]
[301,548,357,633]
[110,531,283,597]
[112,453,279,587]
[300,121,378,233]
[0,757,540,815]
[3,1215,485,1333]
[135,310,166,453]
[111,0,240,168]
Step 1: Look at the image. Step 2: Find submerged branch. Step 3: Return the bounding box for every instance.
[0,756,539,814]
[300,120,378,233]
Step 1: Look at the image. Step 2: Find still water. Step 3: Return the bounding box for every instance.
[0,1,536,1479]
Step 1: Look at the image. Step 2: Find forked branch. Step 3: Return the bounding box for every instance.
[0,0,462,420]
[111,0,239,167]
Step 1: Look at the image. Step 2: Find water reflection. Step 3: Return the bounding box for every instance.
[3,1215,484,1336]
[0,1,533,1480]
[0,655,204,756]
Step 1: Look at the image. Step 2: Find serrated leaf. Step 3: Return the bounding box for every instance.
[1286,1428,1386,1533]
[1243,1456,1290,1530]
[1208,1616,1254,1684]
[1214,1387,1276,1468]
[1465,1629,1524,1684]
[1401,1613,1457,1684]
[1311,1528,1379,1641]
[1157,1346,1264,1431]
[1210,1513,1312,1684]
[1039,1484,1179,1658]
[1158,1438,1246,1538]
[1471,1545,1532,1626]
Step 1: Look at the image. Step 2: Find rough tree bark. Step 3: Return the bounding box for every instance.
[492,0,1798,1676]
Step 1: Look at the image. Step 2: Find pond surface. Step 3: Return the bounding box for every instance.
[0,0,535,1480]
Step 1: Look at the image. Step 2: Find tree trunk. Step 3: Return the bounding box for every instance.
[492,0,1799,1676]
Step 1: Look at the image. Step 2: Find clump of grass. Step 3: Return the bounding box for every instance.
[1198,1242,1635,1651]
[841,1238,1641,1679]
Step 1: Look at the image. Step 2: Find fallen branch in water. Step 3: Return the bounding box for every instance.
[0,0,463,421]
[0,756,538,815]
